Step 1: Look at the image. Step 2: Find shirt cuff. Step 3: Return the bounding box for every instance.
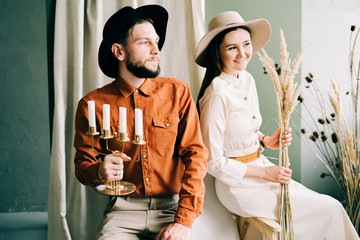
[174,205,199,228]
[76,161,102,187]
[174,194,203,228]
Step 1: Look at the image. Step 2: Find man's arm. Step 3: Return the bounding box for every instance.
[173,83,208,228]
[73,98,104,187]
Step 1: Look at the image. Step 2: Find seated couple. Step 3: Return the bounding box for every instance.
[74,5,359,240]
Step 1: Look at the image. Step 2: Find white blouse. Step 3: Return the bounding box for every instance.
[199,72,360,240]
[199,71,263,186]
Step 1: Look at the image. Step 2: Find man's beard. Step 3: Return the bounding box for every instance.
[125,52,160,78]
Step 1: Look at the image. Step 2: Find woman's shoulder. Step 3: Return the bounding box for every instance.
[238,70,255,81]
[202,76,227,99]
[210,75,232,91]
[199,76,231,108]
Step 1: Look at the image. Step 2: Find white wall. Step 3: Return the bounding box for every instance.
[301,0,360,200]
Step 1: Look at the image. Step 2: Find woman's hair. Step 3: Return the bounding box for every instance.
[196,26,251,113]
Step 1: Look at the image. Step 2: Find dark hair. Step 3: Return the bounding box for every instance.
[196,26,251,113]
[117,17,155,46]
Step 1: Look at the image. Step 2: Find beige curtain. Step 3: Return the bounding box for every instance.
[48,0,205,239]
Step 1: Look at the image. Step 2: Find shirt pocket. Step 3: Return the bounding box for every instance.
[152,114,179,150]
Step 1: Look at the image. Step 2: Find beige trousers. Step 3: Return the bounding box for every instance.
[95,194,193,240]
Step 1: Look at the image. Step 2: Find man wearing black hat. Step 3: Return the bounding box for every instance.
[73,5,208,240]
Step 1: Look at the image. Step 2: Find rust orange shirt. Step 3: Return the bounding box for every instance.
[74,76,208,228]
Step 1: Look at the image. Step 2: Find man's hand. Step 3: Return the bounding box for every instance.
[97,151,130,181]
[156,223,191,240]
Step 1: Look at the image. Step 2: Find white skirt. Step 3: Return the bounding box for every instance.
[215,154,359,240]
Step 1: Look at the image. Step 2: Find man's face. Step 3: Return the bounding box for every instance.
[124,22,160,78]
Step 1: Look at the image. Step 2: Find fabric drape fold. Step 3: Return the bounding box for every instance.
[48,1,205,239]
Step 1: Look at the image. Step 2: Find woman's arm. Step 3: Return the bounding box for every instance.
[200,92,248,185]
[258,128,292,150]
[251,127,293,184]
[245,165,292,184]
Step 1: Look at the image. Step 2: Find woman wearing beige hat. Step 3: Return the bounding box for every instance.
[195,11,359,239]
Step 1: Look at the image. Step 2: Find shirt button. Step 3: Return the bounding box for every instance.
[145,177,149,181]
[135,89,139,93]
[142,154,146,158]
[253,115,256,119]
[165,123,169,127]
[244,97,248,101]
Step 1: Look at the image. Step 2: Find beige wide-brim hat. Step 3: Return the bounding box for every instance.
[195,11,271,67]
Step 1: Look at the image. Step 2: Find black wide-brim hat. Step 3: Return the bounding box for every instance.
[98,5,168,78]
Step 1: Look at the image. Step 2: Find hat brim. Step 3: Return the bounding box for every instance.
[195,18,271,68]
[98,5,168,78]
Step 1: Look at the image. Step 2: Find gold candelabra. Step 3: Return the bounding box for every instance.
[87,125,145,196]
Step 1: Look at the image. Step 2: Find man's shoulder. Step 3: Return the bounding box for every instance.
[151,76,189,93]
[150,77,191,99]
[82,81,115,101]
[152,76,187,86]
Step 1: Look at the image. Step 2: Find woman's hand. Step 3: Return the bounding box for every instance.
[262,166,292,184]
[262,128,292,150]
[245,165,292,184]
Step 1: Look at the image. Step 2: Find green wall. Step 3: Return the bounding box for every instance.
[0,0,52,212]
[205,0,302,181]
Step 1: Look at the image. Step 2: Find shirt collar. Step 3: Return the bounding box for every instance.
[219,71,245,88]
[114,77,153,97]
[138,77,153,96]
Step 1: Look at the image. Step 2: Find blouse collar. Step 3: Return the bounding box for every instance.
[219,71,246,88]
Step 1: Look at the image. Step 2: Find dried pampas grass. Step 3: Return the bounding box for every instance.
[258,29,304,240]
[299,25,360,235]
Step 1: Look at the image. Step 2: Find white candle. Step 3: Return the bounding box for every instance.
[103,104,110,130]
[119,107,126,133]
[134,108,143,135]
[88,101,96,127]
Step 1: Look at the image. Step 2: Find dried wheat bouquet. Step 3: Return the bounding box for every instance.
[258,29,305,240]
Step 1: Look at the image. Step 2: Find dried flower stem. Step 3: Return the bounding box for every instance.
[350,27,360,162]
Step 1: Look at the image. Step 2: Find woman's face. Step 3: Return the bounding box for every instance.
[219,28,252,76]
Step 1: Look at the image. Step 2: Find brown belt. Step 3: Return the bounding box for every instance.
[231,147,263,163]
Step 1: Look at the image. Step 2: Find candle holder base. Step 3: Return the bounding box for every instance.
[94,181,136,196]
[116,133,130,143]
[100,129,113,139]
[132,140,146,145]
[87,126,99,136]
[132,134,146,145]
